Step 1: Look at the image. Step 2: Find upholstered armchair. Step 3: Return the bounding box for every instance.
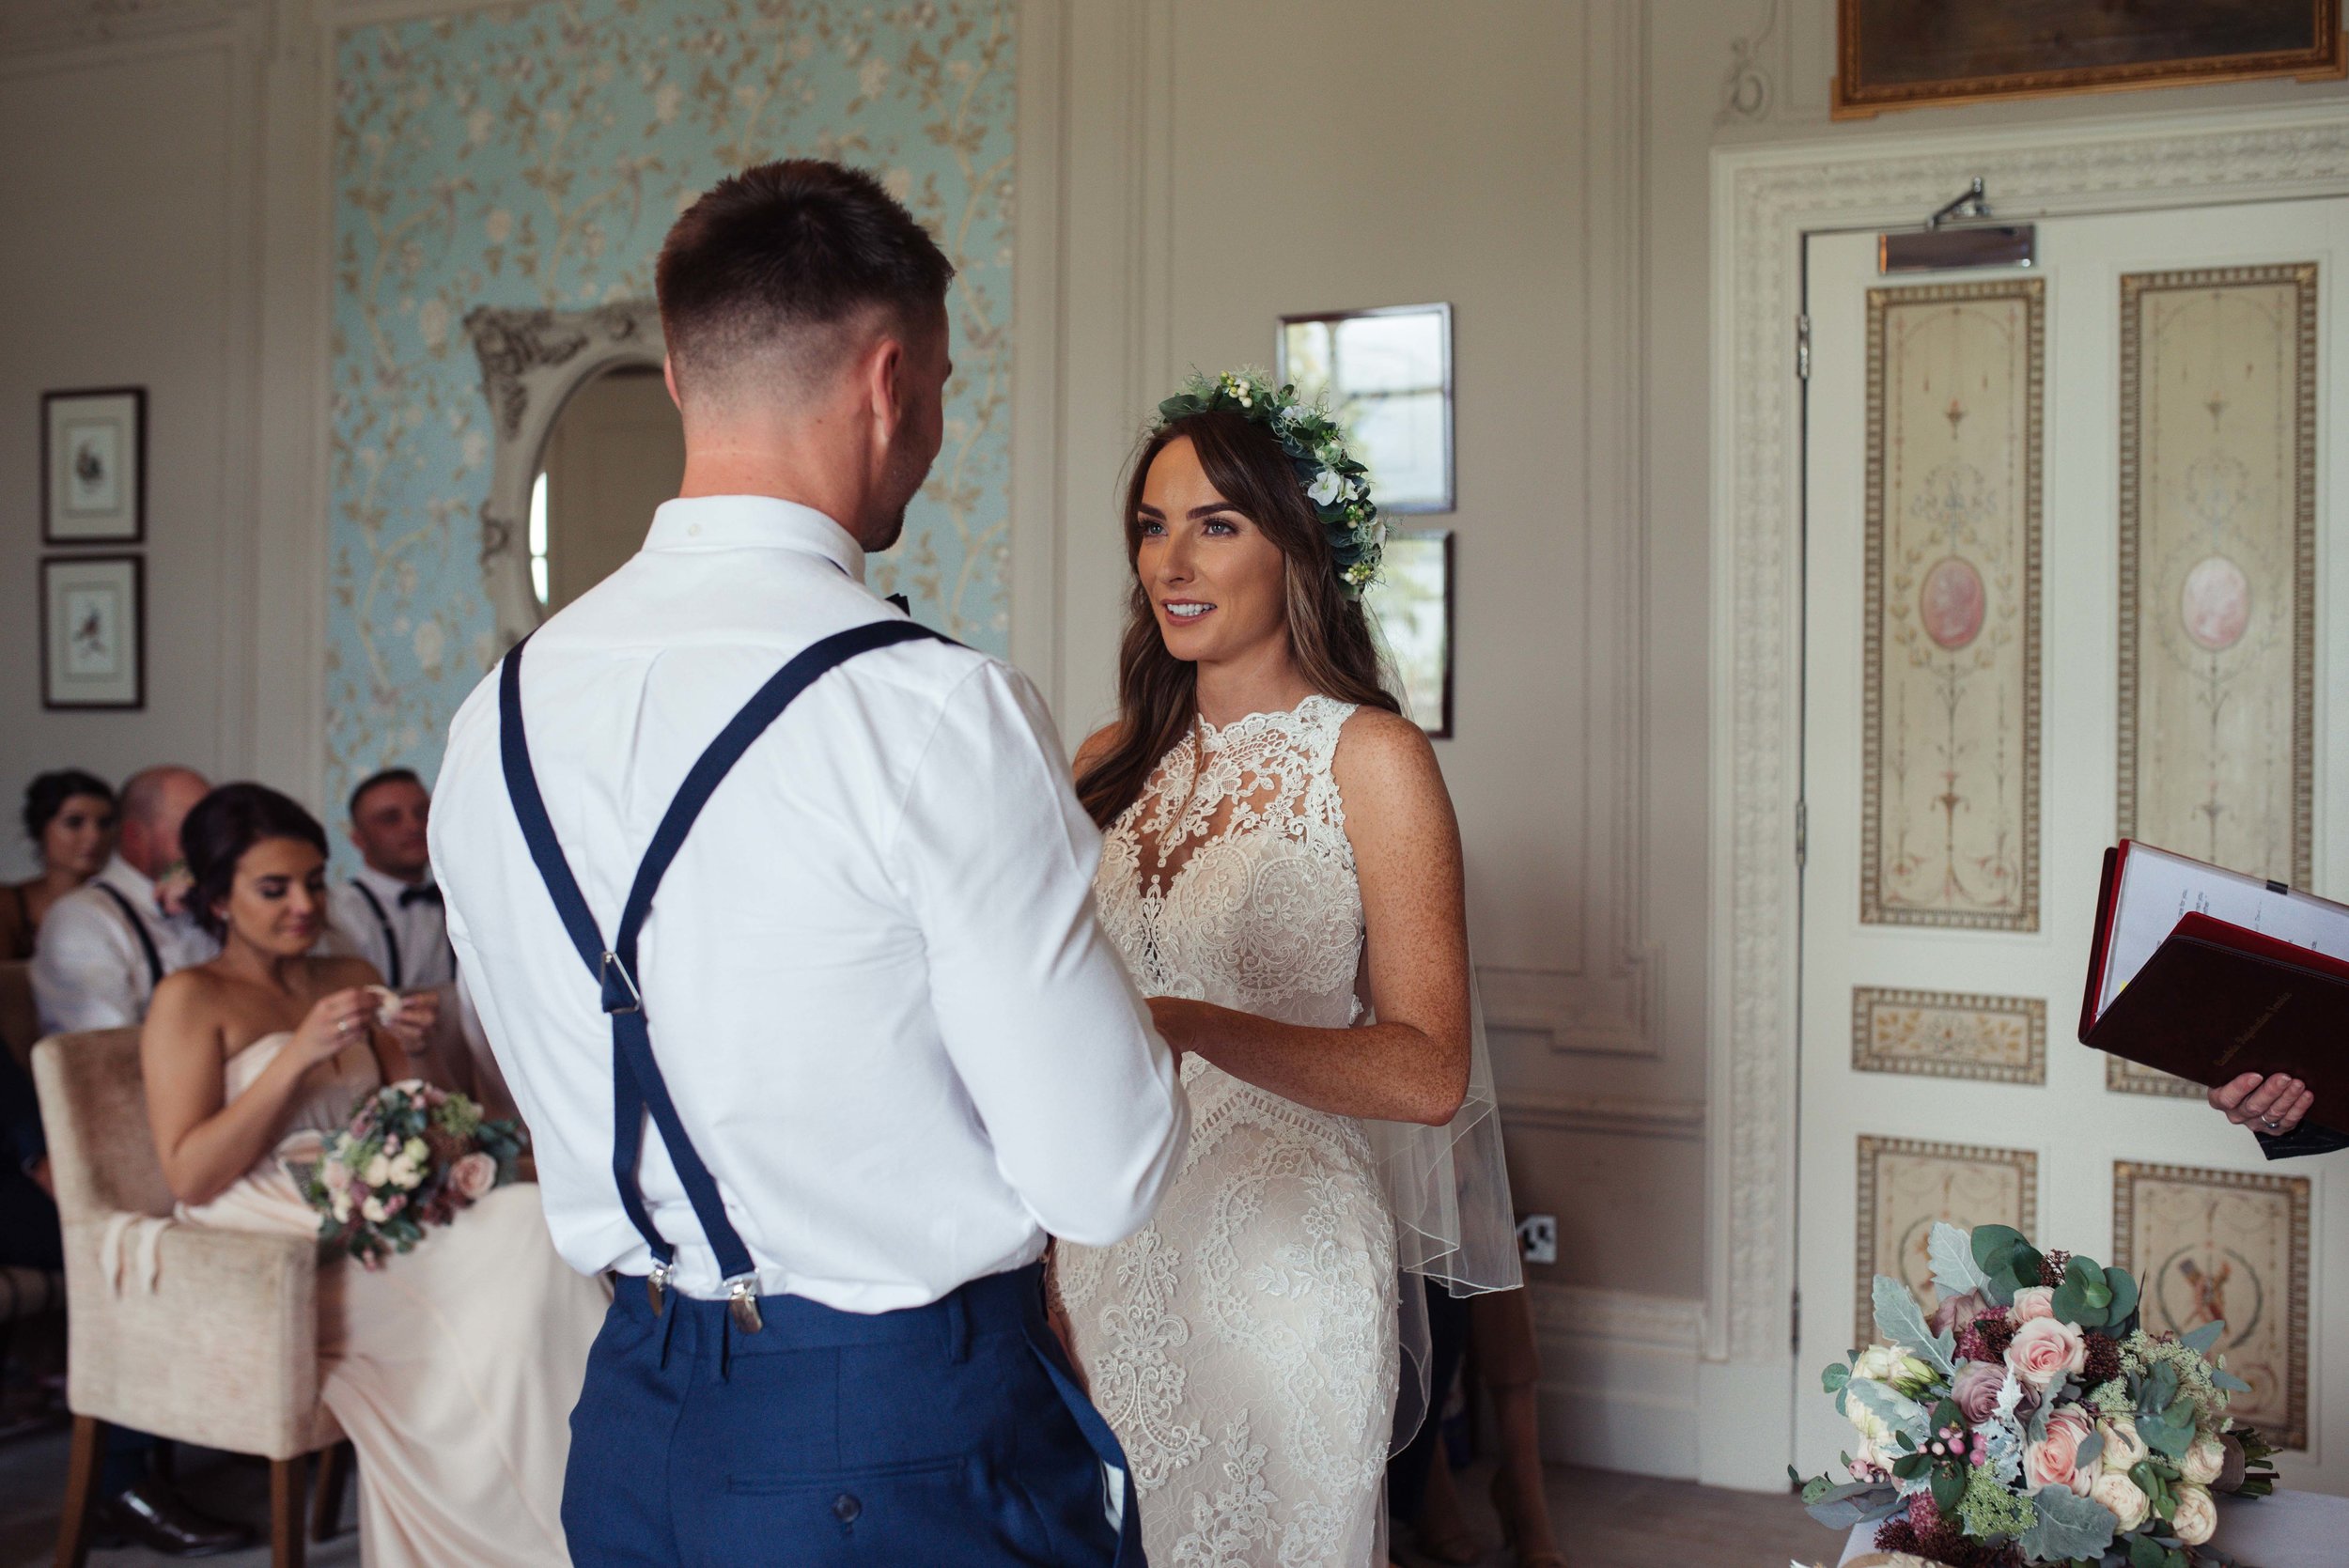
[33,1028,345,1568]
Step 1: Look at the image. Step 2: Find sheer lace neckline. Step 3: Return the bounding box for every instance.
[1119,693,1357,899]
[1193,692,1349,745]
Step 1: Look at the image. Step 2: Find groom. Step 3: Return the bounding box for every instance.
[431,161,1190,1565]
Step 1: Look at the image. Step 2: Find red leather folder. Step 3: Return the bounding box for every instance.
[2081,843,2349,1129]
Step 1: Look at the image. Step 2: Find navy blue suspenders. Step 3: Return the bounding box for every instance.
[92,882,165,989]
[497,620,945,1331]
[349,880,404,987]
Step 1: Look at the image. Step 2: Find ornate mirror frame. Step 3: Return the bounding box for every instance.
[464,302,665,651]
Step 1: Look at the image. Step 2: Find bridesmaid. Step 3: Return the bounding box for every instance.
[144,784,604,1567]
[3,769,117,959]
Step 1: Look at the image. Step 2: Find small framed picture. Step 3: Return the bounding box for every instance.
[39,554,145,710]
[43,387,146,543]
[1279,303,1454,514]
[1366,529,1455,738]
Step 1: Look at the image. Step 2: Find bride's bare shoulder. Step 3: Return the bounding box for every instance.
[1330,706,1455,834]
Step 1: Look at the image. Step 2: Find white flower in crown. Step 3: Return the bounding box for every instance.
[1308,469,1345,506]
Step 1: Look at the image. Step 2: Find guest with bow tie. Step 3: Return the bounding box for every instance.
[30,766,217,1036]
[327,768,453,992]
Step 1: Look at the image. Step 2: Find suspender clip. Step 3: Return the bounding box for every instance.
[599,952,645,1016]
[646,1257,671,1315]
[725,1275,765,1335]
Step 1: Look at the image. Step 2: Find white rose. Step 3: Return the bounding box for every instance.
[362,1155,391,1188]
[1307,469,1343,506]
[2171,1483,2217,1546]
[2098,1416,2150,1473]
[385,1156,419,1189]
[361,1195,388,1224]
[2090,1470,2150,1532]
[402,1137,428,1165]
[2180,1432,2227,1486]
[331,1193,353,1223]
[1845,1387,1893,1447]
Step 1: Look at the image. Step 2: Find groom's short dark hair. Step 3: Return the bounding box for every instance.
[656,160,954,399]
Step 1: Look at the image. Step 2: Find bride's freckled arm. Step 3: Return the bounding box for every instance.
[1154,707,1472,1126]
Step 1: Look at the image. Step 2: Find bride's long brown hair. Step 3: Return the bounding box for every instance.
[1074,409,1399,830]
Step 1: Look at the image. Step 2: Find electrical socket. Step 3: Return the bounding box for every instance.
[1517,1213,1557,1266]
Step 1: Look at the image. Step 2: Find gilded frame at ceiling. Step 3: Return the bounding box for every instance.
[1833,2,2345,119]
[1859,278,2044,931]
[2117,264,2317,887]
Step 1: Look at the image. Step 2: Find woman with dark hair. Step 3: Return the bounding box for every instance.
[142,783,605,1568]
[2,768,117,959]
[1050,374,1519,1567]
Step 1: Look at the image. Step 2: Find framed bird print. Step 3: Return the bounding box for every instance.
[40,554,146,710]
[43,386,146,544]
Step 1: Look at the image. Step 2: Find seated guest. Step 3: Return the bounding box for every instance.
[327,768,450,991]
[148,784,604,1568]
[1,769,117,960]
[2209,1072,2343,1157]
[30,767,214,1035]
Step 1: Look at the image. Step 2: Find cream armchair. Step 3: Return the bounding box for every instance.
[33,1028,345,1568]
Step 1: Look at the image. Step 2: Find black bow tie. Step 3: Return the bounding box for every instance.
[885,593,910,615]
[399,884,443,908]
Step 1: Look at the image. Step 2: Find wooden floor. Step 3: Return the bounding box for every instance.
[0,1424,1834,1567]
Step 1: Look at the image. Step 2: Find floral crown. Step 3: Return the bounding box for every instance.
[1151,368,1385,596]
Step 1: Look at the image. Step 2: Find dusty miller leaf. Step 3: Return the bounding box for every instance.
[1929,1220,1991,1300]
[1849,1376,1930,1445]
[1874,1275,1958,1375]
[2016,1484,2118,1563]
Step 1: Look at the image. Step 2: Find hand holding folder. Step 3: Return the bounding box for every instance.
[2081,841,2346,1149]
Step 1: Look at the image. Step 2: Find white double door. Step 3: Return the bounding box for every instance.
[1797,197,2349,1493]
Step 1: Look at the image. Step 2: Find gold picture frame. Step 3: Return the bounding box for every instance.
[1834,2,2344,119]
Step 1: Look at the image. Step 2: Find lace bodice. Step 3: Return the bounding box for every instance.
[1096,695,1364,1027]
[1060,695,1396,1567]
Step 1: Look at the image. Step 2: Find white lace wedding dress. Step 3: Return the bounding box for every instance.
[1054,696,1399,1568]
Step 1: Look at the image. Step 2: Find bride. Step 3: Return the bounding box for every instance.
[141,783,605,1566]
[1053,370,1511,1566]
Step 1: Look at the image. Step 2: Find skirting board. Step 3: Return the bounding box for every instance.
[1527,1283,1707,1481]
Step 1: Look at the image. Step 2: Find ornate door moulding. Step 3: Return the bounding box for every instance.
[2117,263,2317,887]
[1859,278,2044,931]
[1707,105,2349,1431]
[464,302,663,653]
[1854,1134,2037,1359]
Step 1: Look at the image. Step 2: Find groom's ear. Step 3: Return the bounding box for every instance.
[863,331,908,442]
[661,356,682,412]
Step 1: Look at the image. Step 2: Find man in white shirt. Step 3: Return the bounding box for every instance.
[32,766,218,1036]
[431,160,1190,1566]
[328,768,453,990]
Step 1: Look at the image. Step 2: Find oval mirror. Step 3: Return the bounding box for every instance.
[527,365,684,613]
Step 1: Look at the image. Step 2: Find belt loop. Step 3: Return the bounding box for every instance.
[657,1296,679,1371]
[945,1285,971,1364]
[720,1303,734,1382]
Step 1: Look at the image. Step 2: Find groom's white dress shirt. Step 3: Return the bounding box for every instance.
[31,856,219,1034]
[327,863,456,990]
[431,494,1189,1312]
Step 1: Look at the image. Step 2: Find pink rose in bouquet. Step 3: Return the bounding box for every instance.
[448,1151,497,1203]
[1950,1359,2006,1425]
[1925,1288,1987,1336]
[2023,1405,2095,1497]
[2005,1314,2086,1389]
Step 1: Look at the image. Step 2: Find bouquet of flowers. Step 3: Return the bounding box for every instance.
[1799,1222,2279,1568]
[294,1079,526,1268]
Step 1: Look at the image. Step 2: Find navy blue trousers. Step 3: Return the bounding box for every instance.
[562,1263,1128,1567]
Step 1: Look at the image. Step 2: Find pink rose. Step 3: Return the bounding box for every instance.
[2024,1405,2095,1497]
[2006,1316,2087,1389]
[448,1152,497,1203]
[1929,1289,1990,1336]
[1952,1359,2009,1424]
[2010,1285,2056,1324]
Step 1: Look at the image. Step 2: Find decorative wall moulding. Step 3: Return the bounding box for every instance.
[1499,1091,1705,1142]
[1479,955,1662,1060]
[1709,103,2349,1376]
[0,0,256,56]
[1528,1281,1706,1353]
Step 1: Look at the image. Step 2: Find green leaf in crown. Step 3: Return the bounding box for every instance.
[1152,367,1387,597]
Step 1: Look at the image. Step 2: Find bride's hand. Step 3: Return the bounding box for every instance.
[1146,996,1206,1067]
[293,988,377,1068]
[375,988,441,1053]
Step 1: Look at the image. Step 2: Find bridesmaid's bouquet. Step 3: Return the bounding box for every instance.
[294,1079,527,1268]
[1797,1223,2278,1568]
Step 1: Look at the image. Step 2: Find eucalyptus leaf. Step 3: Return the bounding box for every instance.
[1929,1220,1991,1298]
[2076,1429,2105,1471]
[2212,1367,2252,1395]
[1873,1275,1958,1374]
[1823,1362,1851,1394]
[1803,1483,1903,1530]
[2017,1485,2119,1563]
[2181,1321,2225,1357]
[2105,1267,2140,1326]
